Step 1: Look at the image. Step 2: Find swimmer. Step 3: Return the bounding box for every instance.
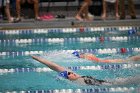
[72,51,140,63]
[31,55,140,86]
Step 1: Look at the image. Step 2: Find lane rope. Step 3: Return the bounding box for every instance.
[0,36,140,45]
[0,64,140,74]
[0,26,139,35]
[0,48,140,57]
[1,87,135,93]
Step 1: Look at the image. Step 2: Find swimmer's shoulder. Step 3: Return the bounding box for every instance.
[75,76,112,86]
[84,53,95,57]
[73,76,87,85]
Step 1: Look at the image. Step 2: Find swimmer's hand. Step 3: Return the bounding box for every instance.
[31,55,37,59]
[31,55,40,60]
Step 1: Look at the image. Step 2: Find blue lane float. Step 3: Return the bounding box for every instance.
[0,64,140,74]
[0,26,139,35]
[1,87,135,93]
[0,48,140,57]
[0,36,140,45]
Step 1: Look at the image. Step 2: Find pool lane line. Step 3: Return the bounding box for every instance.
[0,48,140,57]
[0,87,135,93]
[0,26,139,35]
[0,64,140,74]
[0,36,140,45]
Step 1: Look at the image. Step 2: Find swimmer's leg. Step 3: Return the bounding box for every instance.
[128,55,140,61]
[99,59,125,63]
[112,76,140,85]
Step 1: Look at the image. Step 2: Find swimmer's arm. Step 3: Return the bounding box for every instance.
[83,54,101,62]
[31,55,66,72]
[128,55,140,61]
[99,59,125,63]
[100,55,140,63]
[84,54,125,63]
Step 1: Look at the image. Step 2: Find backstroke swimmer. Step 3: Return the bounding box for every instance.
[72,51,140,63]
[32,55,140,86]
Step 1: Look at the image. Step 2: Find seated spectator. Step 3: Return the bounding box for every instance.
[119,0,136,19]
[75,0,93,21]
[102,0,119,20]
[3,0,14,23]
[0,0,3,18]
[15,0,40,22]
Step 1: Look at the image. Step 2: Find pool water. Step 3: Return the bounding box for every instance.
[0,27,140,93]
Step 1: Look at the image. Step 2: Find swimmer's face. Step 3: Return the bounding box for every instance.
[79,53,85,58]
[67,72,79,80]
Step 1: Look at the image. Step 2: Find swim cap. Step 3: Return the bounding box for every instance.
[59,71,68,79]
[72,51,80,58]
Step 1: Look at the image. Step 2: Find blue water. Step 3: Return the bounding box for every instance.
[0,28,140,92]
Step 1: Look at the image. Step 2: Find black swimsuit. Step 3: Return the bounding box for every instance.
[81,76,108,86]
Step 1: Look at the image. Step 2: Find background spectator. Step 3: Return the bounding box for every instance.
[75,0,93,21]
[1,0,14,22]
[15,0,40,22]
[119,0,136,19]
[102,0,119,20]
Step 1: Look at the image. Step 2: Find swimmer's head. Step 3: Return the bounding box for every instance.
[59,71,68,79]
[59,71,79,80]
[72,51,80,58]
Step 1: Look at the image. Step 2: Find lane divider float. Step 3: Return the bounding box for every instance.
[0,26,139,35]
[2,87,135,93]
[0,64,140,74]
[0,36,140,45]
[0,48,140,57]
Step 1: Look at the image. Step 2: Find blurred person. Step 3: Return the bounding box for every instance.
[75,0,93,21]
[15,0,40,22]
[119,0,136,19]
[0,0,3,18]
[102,0,119,20]
[3,0,15,23]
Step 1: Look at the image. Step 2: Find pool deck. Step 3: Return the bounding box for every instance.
[0,16,140,30]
